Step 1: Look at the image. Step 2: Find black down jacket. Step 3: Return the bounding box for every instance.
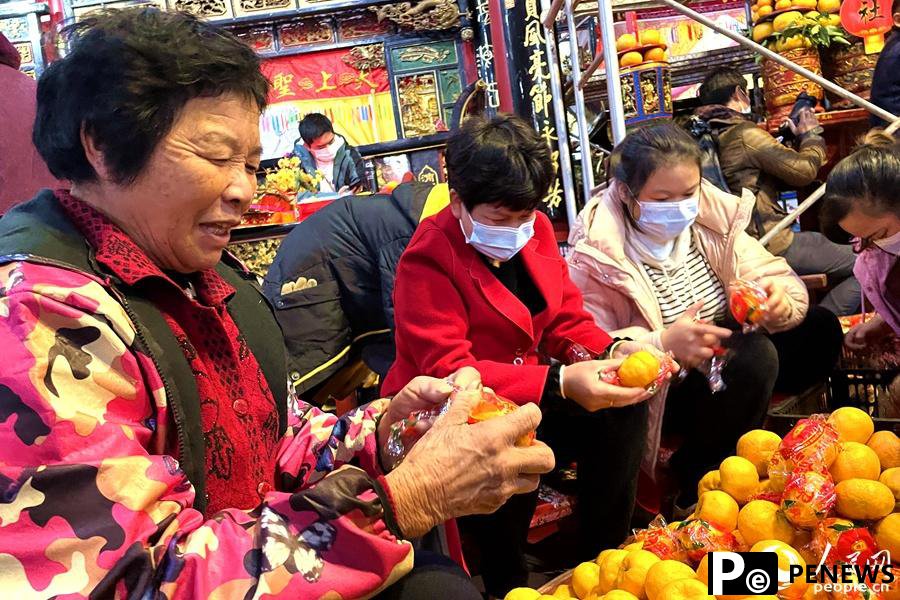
[263,181,449,396]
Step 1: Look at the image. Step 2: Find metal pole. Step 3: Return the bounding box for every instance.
[759,118,900,246]
[541,0,580,227]
[596,0,626,143]
[656,0,899,124]
[565,0,596,203]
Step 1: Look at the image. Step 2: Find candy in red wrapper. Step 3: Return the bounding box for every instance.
[781,467,836,529]
[729,279,770,332]
[675,518,739,565]
[466,389,535,447]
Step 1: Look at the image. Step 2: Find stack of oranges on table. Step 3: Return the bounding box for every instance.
[614,30,668,69]
[506,406,900,600]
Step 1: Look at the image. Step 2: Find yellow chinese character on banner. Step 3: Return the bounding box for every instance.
[540,124,558,148]
[316,71,337,93]
[525,0,539,19]
[530,83,552,116]
[272,72,295,98]
[544,178,563,210]
[524,20,545,47]
[527,48,548,81]
[357,70,378,90]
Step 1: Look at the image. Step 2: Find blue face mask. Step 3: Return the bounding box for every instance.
[636,194,700,244]
[460,207,535,262]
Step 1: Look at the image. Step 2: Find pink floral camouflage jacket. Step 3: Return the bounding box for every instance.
[0,258,414,598]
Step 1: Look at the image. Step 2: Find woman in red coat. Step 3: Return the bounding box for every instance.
[383,115,655,597]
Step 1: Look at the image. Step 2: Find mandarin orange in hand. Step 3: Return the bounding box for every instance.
[466,389,535,447]
[618,351,662,389]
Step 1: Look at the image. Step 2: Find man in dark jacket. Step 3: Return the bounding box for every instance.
[0,32,57,214]
[292,112,367,194]
[263,181,449,403]
[696,67,859,315]
[870,0,900,127]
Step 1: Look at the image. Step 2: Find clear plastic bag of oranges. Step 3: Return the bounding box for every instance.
[729,279,770,333]
[600,349,677,394]
[385,387,535,467]
[674,518,739,565]
[781,464,837,529]
[768,414,839,491]
[633,515,689,562]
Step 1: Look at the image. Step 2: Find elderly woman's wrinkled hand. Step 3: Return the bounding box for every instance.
[383,391,554,538]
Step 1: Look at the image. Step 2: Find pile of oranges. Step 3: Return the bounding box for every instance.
[614,30,668,68]
[506,407,900,600]
[749,0,841,46]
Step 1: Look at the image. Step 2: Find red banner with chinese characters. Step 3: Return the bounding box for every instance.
[260,48,390,102]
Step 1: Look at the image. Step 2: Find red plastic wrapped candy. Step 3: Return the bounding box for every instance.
[729,279,770,332]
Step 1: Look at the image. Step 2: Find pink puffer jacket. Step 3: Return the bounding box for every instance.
[566,179,809,473]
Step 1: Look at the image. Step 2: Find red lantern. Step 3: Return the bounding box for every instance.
[841,0,894,53]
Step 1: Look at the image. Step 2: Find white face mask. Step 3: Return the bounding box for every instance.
[460,206,536,262]
[875,230,900,255]
[636,194,701,245]
[310,135,342,163]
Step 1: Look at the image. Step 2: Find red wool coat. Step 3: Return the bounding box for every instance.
[382,207,613,405]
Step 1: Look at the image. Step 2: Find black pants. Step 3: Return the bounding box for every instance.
[461,400,649,597]
[375,551,482,600]
[665,306,843,505]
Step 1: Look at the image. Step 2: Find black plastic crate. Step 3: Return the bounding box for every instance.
[767,368,900,437]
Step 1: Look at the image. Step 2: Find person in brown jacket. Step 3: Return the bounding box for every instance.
[695,67,859,316]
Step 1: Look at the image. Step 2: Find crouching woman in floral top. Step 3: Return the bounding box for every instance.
[0,8,554,599]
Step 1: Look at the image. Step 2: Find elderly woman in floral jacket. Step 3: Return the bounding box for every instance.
[0,9,554,599]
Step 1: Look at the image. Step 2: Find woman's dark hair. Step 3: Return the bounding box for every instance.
[33,8,269,184]
[445,114,555,212]
[698,67,747,107]
[298,113,334,145]
[821,131,900,235]
[610,123,703,195]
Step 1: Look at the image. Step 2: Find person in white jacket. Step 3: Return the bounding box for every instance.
[567,123,843,509]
